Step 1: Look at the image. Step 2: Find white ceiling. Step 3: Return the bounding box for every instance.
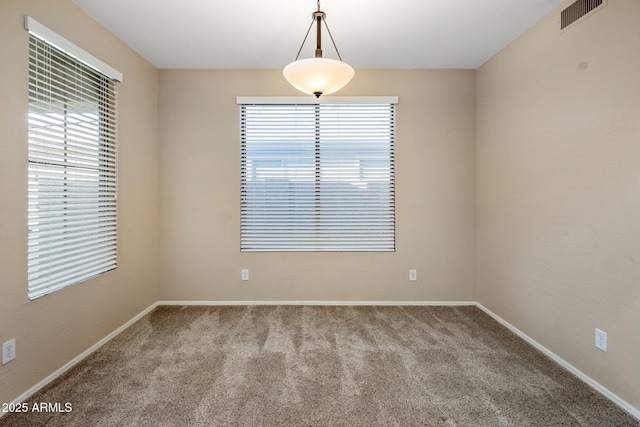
[72,0,565,69]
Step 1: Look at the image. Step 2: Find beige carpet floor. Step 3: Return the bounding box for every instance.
[1,305,637,426]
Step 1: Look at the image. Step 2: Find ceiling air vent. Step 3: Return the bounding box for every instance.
[561,0,606,30]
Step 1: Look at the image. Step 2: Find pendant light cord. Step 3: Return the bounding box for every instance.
[293,18,315,61]
[292,1,344,62]
[323,16,343,61]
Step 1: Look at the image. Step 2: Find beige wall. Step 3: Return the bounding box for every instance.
[476,0,640,410]
[0,0,159,405]
[158,69,476,302]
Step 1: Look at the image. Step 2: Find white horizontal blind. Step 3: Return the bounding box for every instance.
[28,32,118,300]
[240,103,395,251]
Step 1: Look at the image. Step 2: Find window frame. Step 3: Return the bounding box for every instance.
[26,17,122,300]
[238,97,398,252]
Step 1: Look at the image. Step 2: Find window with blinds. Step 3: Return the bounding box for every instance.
[240,100,396,252]
[27,22,119,300]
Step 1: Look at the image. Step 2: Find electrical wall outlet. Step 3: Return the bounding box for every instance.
[409,269,417,281]
[596,328,607,351]
[2,339,16,365]
[241,269,249,281]
[595,328,607,352]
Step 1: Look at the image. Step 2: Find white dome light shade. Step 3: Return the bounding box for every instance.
[283,57,354,97]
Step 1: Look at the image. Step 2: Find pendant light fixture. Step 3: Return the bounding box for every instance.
[283,1,354,98]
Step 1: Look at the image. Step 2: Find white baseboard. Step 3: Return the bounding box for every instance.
[4,302,159,412]
[157,300,477,306]
[476,303,639,421]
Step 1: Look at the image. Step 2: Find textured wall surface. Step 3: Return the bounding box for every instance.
[0,0,160,406]
[158,69,477,303]
[476,0,640,410]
